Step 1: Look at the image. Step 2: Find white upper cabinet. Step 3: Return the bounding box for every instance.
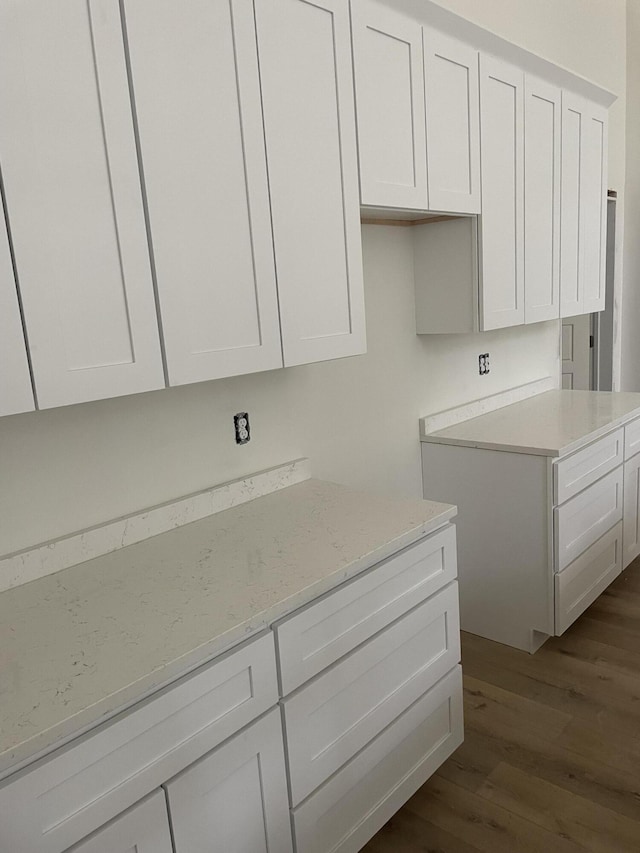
[479,55,525,330]
[0,0,164,409]
[582,103,608,314]
[561,94,609,317]
[254,0,366,366]
[353,0,428,209]
[123,0,283,386]
[423,29,481,214]
[524,76,561,324]
[0,204,33,417]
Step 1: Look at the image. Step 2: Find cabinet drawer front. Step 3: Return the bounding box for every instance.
[283,583,460,805]
[554,467,623,572]
[166,709,293,853]
[276,525,457,694]
[292,666,463,853]
[554,429,623,504]
[555,522,622,635]
[625,417,640,460]
[0,634,277,853]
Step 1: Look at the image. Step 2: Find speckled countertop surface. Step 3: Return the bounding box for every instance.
[0,478,455,779]
[421,390,640,457]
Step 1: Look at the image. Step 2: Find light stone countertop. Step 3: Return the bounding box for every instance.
[421,390,640,457]
[0,478,455,779]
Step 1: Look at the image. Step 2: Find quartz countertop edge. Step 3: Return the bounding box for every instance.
[0,478,455,780]
[420,390,640,458]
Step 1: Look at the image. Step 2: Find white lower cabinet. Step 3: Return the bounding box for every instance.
[623,452,640,567]
[293,667,463,853]
[68,792,173,853]
[165,709,293,853]
[0,526,461,853]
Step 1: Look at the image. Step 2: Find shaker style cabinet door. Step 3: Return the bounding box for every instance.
[165,710,293,853]
[352,0,428,209]
[122,0,283,386]
[0,203,33,416]
[423,29,481,214]
[70,792,173,853]
[561,94,608,317]
[254,0,366,366]
[478,55,525,330]
[524,76,561,324]
[0,0,164,409]
[582,102,608,315]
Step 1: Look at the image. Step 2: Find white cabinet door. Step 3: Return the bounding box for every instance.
[352,0,428,209]
[0,204,33,416]
[166,709,293,853]
[123,0,282,387]
[561,94,608,317]
[623,453,640,568]
[524,76,561,324]
[479,55,525,330]
[582,103,608,314]
[0,0,164,409]
[423,29,481,214]
[254,0,366,366]
[70,791,172,853]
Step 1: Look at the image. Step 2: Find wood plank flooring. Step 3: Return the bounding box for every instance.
[363,558,640,852]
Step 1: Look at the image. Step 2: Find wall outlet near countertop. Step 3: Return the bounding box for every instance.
[234,412,250,444]
[478,353,490,375]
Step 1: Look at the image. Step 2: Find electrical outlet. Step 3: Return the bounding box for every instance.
[234,412,250,445]
[478,353,490,376]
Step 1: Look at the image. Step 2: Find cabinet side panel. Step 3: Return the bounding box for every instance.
[421,442,551,650]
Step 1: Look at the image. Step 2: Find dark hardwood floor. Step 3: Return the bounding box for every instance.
[363,557,640,852]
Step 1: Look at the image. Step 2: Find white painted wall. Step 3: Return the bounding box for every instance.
[0,0,628,555]
[622,0,640,390]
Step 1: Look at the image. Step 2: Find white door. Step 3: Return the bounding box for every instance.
[478,55,525,330]
[123,0,283,387]
[0,0,164,409]
[524,76,561,324]
[254,0,366,366]
[423,29,481,214]
[560,92,584,317]
[562,314,591,389]
[0,203,33,416]
[71,791,173,853]
[352,0,428,209]
[582,103,608,314]
[165,709,293,853]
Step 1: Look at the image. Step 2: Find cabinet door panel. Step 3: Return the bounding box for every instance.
[623,454,640,568]
[524,76,561,324]
[560,94,584,317]
[166,709,293,853]
[0,0,164,409]
[255,0,366,366]
[424,29,480,214]
[582,105,608,314]
[69,792,172,853]
[479,55,524,330]
[123,0,282,386]
[353,0,428,209]
[0,204,33,416]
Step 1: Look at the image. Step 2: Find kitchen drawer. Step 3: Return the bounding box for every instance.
[554,466,623,572]
[283,582,460,805]
[0,632,277,853]
[555,522,622,634]
[292,666,463,853]
[625,416,640,460]
[276,524,457,695]
[554,428,623,505]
